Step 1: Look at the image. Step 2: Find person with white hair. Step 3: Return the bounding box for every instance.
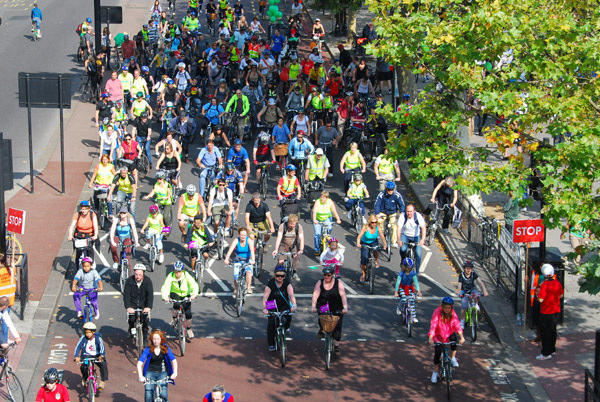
[536,264,563,360]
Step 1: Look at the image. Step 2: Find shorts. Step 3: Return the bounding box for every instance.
[377,70,392,81]
[256,153,270,163]
[232,263,253,280]
[212,204,229,217]
[180,213,196,223]
[250,220,270,237]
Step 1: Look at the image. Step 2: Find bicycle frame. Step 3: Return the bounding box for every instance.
[275,252,295,282]
[144,377,174,402]
[78,289,98,323]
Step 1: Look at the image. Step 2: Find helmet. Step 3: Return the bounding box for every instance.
[143,24,148,28]
[166,101,174,108]
[322,265,335,275]
[83,322,97,331]
[80,200,91,207]
[328,237,338,244]
[178,62,186,68]
[140,112,148,118]
[298,108,305,113]
[122,66,128,71]
[133,263,147,271]
[173,261,184,271]
[402,257,415,268]
[191,11,197,16]
[116,101,123,108]
[136,91,144,98]
[167,79,175,85]
[541,263,554,277]
[274,264,286,273]
[156,171,166,179]
[233,139,242,145]
[102,117,110,125]
[403,93,411,99]
[225,162,235,171]
[353,173,363,181]
[441,296,454,305]
[81,256,93,264]
[44,368,60,384]
[358,97,367,104]
[141,65,150,72]
[268,98,276,106]
[86,17,92,23]
[285,164,296,171]
[296,129,305,136]
[375,91,382,97]
[385,181,396,190]
[259,132,270,144]
[123,34,129,40]
[186,184,197,195]
[463,260,474,268]
[149,204,159,213]
[101,92,110,98]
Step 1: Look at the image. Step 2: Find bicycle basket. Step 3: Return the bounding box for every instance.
[319,315,340,333]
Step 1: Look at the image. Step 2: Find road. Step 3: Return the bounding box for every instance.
[21,0,522,401]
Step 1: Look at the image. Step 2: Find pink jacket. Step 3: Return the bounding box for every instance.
[428,306,462,343]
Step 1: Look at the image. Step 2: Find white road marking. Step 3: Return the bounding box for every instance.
[100,233,109,242]
[420,250,432,273]
[206,265,230,292]
[420,273,457,296]
[93,243,110,276]
[343,281,358,295]
[421,245,430,251]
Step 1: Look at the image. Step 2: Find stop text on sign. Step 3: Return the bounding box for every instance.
[6,208,26,235]
[512,219,545,243]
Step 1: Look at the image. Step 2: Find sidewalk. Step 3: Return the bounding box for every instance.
[307,4,600,402]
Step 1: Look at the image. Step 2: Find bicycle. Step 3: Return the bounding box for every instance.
[73,238,93,269]
[117,241,132,293]
[349,199,364,235]
[168,297,191,356]
[0,342,24,402]
[274,252,295,283]
[5,233,23,266]
[168,0,176,19]
[136,146,151,180]
[78,357,103,402]
[257,161,276,200]
[291,157,308,189]
[31,21,41,41]
[143,377,174,402]
[381,214,394,262]
[315,221,336,257]
[434,341,458,400]
[462,293,479,342]
[396,292,417,337]
[304,177,324,204]
[318,305,342,371]
[425,202,450,246]
[93,184,110,230]
[230,261,253,317]
[253,228,269,277]
[143,228,169,272]
[265,309,295,367]
[78,288,98,324]
[129,308,146,358]
[362,244,380,295]
[188,242,209,288]
[211,212,228,260]
[79,75,98,104]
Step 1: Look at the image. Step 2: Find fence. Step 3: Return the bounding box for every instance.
[13,253,28,320]
[585,369,600,402]
[456,193,524,313]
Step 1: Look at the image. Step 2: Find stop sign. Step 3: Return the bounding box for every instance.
[512,219,544,243]
[6,208,26,235]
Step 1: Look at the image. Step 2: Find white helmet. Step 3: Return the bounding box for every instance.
[541,263,554,277]
[134,263,147,272]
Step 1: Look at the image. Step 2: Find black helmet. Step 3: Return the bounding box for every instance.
[322,265,335,275]
[140,111,148,118]
[44,368,60,383]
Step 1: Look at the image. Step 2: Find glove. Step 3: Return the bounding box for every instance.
[254,160,258,165]
[271,160,276,164]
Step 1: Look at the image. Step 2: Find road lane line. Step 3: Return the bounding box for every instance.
[100,233,109,242]
[92,244,110,276]
[420,250,432,273]
[420,273,456,296]
[344,282,358,295]
[206,266,230,292]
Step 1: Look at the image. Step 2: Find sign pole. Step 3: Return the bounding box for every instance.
[523,242,530,347]
[58,75,65,194]
[25,74,34,193]
[0,132,5,255]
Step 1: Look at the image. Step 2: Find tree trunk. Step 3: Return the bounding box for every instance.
[398,66,415,101]
[347,7,357,45]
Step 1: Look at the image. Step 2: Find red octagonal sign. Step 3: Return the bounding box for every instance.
[512,219,545,243]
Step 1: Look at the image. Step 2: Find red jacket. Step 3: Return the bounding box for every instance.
[538,278,563,315]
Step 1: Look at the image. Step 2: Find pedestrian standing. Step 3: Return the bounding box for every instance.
[536,263,563,360]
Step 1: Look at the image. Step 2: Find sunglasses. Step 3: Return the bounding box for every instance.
[218,184,226,186]
[46,380,58,384]
[369,221,377,224]
[125,137,132,140]
[275,274,286,278]
[323,273,333,277]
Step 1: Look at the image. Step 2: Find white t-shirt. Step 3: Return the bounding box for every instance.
[85,338,98,355]
[293,115,309,132]
[309,53,322,63]
[259,57,274,75]
[210,187,232,207]
[291,3,303,16]
[398,212,426,238]
[100,130,118,152]
[250,20,262,32]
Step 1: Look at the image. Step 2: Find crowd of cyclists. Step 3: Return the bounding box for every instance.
[30,0,497,400]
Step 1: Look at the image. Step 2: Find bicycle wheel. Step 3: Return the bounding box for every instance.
[136,322,144,358]
[120,260,129,294]
[5,370,25,402]
[396,301,402,316]
[217,235,225,260]
[179,317,186,356]
[109,52,120,71]
[79,83,92,103]
[385,228,392,261]
[88,378,95,402]
[149,246,156,272]
[5,235,23,266]
[83,304,93,324]
[195,260,204,290]
[236,281,244,317]
[368,261,375,294]
[260,175,267,200]
[277,329,286,367]
[324,333,332,371]
[138,154,150,179]
[98,201,106,230]
[353,208,362,235]
[445,360,452,400]
[407,309,412,337]
[471,310,478,342]
[256,244,263,272]
[426,222,437,246]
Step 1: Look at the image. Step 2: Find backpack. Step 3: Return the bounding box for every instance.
[76,23,83,35]
[403,211,419,226]
[452,206,462,229]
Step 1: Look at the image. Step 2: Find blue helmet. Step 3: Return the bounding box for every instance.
[402,257,414,268]
[167,79,175,85]
[173,261,184,271]
[86,18,92,23]
[141,66,150,72]
[442,296,454,305]
[285,164,296,171]
[274,264,286,272]
[233,139,242,145]
[80,200,91,207]
[385,181,396,190]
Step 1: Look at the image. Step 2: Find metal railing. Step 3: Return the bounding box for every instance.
[585,369,600,402]
[455,193,524,312]
[13,253,28,320]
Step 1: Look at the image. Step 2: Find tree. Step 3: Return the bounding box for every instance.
[367,0,600,293]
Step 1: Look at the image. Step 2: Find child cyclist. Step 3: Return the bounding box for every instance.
[394,257,422,323]
[428,297,465,383]
[457,260,488,328]
[72,257,103,320]
[345,173,369,224]
[74,322,108,390]
[36,368,71,402]
[319,237,344,278]
[140,204,166,265]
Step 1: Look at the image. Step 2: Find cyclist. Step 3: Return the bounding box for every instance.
[31,3,43,39]
[457,260,489,328]
[225,89,250,139]
[305,147,329,188]
[262,265,298,351]
[137,329,178,402]
[207,178,234,233]
[311,265,348,354]
[203,385,234,402]
[216,162,244,215]
[349,97,368,143]
[74,322,108,391]
[394,257,422,323]
[143,172,174,227]
[67,200,98,265]
[315,119,339,170]
[109,205,140,270]
[72,257,103,320]
[196,139,224,199]
[356,214,387,282]
[289,109,311,137]
[184,214,215,269]
[429,175,458,234]
[95,92,115,128]
[201,96,226,132]
[339,142,366,192]
[245,193,276,242]
[320,237,344,278]
[311,191,342,255]
[140,205,166,265]
[0,296,21,349]
[155,141,182,188]
[428,297,465,382]
[168,111,197,163]
[288,130,315,172]
[374,181,405,248]
[107,166,137,220]
[130,92,153,121]
[36,368,71,402]
[253,131,277,184]
[257,98,283,132]
[277,165,301,211]
[374,148,401,191]
[131,112,153,166]
[124,264,153,341]
[227,139,251,190]
[161,261,199,339]
[224,227,255,297]
[397,203,427,273]
[177,184,207,242]
[272,213,305,280]
[345,173,369,224]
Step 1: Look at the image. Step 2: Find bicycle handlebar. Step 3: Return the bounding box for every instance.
[167,298,192,303]
[264,310,296,318]
[143,378,175,385]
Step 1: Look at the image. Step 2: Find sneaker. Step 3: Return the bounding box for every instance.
[143,243,151,250]
[98,381,105,390]
[412,317,419,324]
[232,292,237,299]
[315,249,320,256]
[187,329,194,339]
[347,211,352,219]
[95,312,100,320]
[158,254,164,264]
[77,311,83,318]
[431,371,438,383]
[81,379,86,387]
[247,287,253,294]
[451,357,459,368]
[327,173,333,178]
[475,304,480,311]
[286,328,292,335]
[460,319,465,329]
[112,262,119,270]
[268,345,276,352]
[536,354,552,360]
[293,273,300,281]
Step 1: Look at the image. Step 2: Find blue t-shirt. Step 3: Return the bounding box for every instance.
[202,103,224,124]
[399,270,416,287]
[272,124,290,144]
[227,147,249,167]
[271,35,285,53]
[217,171,243,193]
[197,147,222,167]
